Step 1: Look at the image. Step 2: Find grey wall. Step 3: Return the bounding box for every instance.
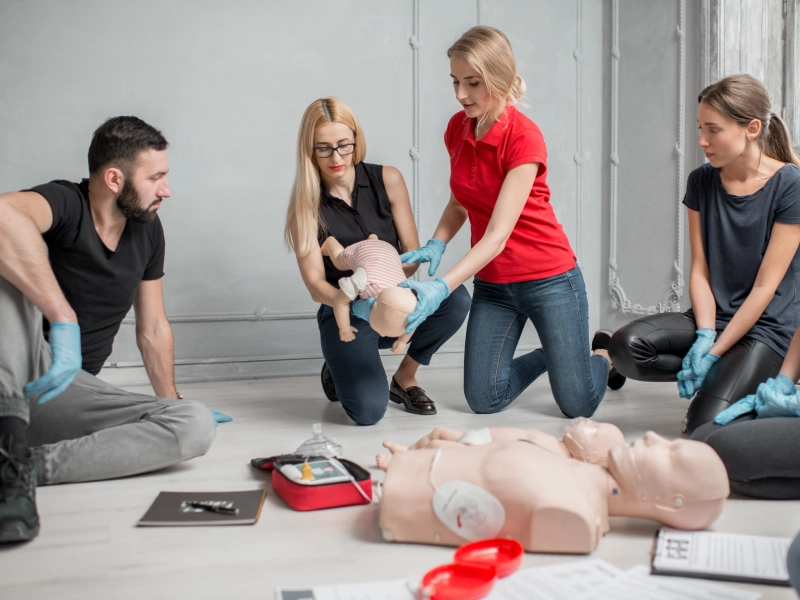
[0,0,706,385]
[598,0,701,333]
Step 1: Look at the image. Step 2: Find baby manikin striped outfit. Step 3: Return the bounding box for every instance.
[338,239,406,301]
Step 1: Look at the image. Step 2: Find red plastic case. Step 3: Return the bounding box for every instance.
[268,457,373,511]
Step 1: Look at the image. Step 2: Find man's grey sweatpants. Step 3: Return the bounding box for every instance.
[0,276,216,485]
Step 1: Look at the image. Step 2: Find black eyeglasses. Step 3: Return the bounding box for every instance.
[313,143,356,159]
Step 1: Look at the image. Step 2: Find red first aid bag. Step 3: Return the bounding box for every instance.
[251,454,372,511]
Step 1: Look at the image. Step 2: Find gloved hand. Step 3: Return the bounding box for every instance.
[400,239,446,277]
[24,322,82,404]
[677,353,719,398]
[715,374,800,424]
[351,297,375,322]
[211,409,233,427]
[676,329,717,399]
[398,278,450,333]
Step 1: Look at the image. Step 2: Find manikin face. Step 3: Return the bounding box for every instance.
[697,102,761,168]
[116,149,171,224]
[561,418,625,465]
[608,431,727,504]
[313,122,356,188]
[450,56,496,121]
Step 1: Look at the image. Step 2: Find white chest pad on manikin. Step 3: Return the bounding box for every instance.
[429,448,506,541]
[338,266,368,301]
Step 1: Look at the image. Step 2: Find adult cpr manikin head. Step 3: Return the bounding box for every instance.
[607,432,729,529]
[370,286,417,337]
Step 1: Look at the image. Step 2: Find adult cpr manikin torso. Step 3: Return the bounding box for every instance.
[378,422,729,554]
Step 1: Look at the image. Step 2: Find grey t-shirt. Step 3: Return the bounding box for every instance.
[683,163,800,356]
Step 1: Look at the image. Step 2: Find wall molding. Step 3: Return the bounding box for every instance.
[574,0,585,264]
[785,0,800,150]
[98,344,540,386]
[409,0,422,260]
[607,0,685,315]
[121,309,316,326]
[702,0,799,151]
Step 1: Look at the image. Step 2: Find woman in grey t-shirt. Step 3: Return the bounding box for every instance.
[609,74,800,441]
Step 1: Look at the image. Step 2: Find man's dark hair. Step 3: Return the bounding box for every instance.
[87,116,168,176]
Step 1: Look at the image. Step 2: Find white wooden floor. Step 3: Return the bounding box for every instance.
[1,367,799,600]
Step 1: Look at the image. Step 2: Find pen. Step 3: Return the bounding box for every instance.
[186,501,239,515]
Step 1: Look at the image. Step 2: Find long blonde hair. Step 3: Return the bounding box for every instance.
[448,26,526,131]
[699,74,799,167]
[284,97,367,256]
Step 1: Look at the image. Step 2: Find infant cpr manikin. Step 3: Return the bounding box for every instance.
[377,419,729,554]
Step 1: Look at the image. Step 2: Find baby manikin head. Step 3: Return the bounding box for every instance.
[370,286,417,337]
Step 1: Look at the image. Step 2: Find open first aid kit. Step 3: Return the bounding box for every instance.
[250,424,373,511]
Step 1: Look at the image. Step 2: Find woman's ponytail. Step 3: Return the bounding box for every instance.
[763,112,800,167]
[509,75,526,104]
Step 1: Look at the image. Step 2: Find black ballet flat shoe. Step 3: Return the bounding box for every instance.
[389,378,437,415]
[591,329,626,390]
[320,362,339,402]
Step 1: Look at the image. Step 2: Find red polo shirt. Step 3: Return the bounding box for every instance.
[445,105,576,283]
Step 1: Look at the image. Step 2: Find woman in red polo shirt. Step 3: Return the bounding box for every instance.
[400,26,616,417]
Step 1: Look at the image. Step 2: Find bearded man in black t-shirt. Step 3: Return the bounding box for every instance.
[0,117,224,543]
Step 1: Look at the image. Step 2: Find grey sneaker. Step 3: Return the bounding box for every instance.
[0,441,39,543]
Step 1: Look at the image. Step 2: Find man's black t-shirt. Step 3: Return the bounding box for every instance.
[316,162,401,287]
[30,179,166,374]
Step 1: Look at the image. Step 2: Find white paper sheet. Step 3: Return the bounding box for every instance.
[582,565,761,600]
[485,559,622,600]
[276,556,765,600]
[653,529,791,583]
[275,580,416,600]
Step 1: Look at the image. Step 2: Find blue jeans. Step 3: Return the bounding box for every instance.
[318,284,471,426]
[464,267,608,417]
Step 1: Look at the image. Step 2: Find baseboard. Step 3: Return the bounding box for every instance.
[96,345,539,388]
[95,349,464,388]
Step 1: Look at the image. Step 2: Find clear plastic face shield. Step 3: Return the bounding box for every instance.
[561,417,602,463]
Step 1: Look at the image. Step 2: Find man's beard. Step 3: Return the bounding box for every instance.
[116,178,159,224]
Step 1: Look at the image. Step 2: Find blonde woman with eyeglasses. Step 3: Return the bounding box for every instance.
[285,97,470,425]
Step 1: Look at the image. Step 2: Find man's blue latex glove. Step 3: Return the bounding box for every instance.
[676,329,717,399]
[211,409,233,427]
[351,297,375,322]
[398,278,450,333]
[24,322,82,404]
[715,374,800,424]
[399,239,446,277]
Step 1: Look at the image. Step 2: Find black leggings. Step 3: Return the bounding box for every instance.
[692,418,800,499]
[609,312,782,434]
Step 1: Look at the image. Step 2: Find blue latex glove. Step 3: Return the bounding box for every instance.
[715,374,800,424]
[676,329,717,399]
[211,409,233,427]
[677,353,719,398]
[397,278,450,333]
[351,297,375,321]
[24,322,82,404]
[400,239,446,277]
